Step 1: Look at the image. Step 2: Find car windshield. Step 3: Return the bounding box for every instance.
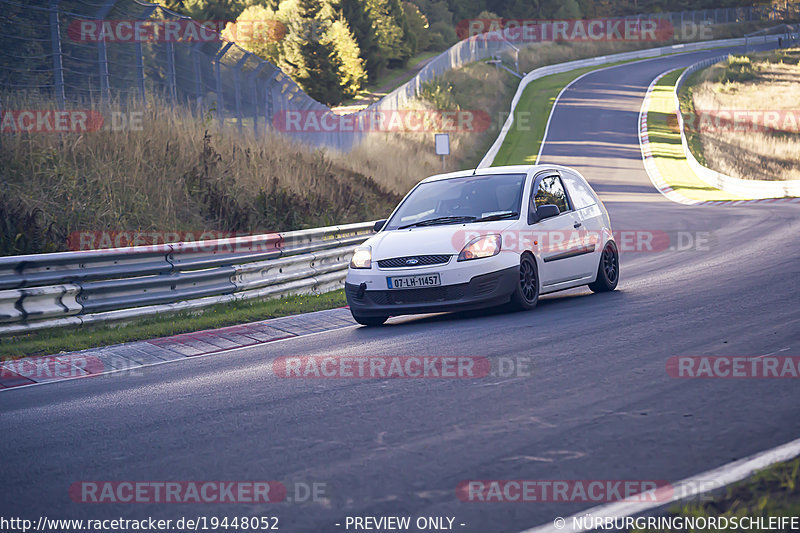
[385,173,526,230]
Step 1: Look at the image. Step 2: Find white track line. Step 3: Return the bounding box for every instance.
[518,436,800,533]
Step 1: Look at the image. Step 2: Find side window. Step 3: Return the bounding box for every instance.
[562,172,598,209]
[534,175,570,214]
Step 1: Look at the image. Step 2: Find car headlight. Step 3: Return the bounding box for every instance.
[457,234,502,261]
[350,246,372,269]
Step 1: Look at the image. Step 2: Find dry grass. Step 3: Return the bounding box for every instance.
[683,48,800,181]
[0,61,516,255]
[518,41,646,72]
[0,94,402,254]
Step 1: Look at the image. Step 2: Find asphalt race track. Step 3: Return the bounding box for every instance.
[2,44,799,533]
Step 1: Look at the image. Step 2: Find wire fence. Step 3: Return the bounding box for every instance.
[1,1,799,152]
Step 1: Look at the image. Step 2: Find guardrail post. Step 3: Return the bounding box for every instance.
[49,0,65,110]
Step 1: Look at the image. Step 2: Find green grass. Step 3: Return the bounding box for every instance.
[632,458,800,532]
[0,290,348,359]
[646,69,748,202]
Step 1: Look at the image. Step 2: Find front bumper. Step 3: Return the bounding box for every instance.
[345,266,519,317]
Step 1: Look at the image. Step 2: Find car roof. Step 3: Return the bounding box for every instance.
[420,164,577,184]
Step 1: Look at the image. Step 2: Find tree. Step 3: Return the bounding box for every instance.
[166,0,253,21]
[341,0,384,79]
[222,4,285,64]
[224,0,366,104]
[403,2,432,51]
[278,0,340,104]
[323,19,368,98]
[554,0,582,18]
[367,0,413,69]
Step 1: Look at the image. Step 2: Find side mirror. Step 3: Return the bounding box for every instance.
[373,219,387,232]
[528,204,560,224]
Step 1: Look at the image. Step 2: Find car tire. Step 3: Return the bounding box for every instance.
[510,254,539,311]
[588,241,619,293]
[352,314,388,327]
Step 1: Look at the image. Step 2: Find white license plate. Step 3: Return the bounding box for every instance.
[387,273,441,289]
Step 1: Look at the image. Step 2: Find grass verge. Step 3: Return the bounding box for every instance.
[646,69,749,202]
[632,458,800,532]
[0,99,403,256]
[0,290,347,360]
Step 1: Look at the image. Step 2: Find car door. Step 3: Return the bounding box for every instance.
[529,174,593,287]
[560,170,605,279]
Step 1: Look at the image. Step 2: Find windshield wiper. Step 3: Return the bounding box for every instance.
[398,215,476,230]
[473,211,519,222]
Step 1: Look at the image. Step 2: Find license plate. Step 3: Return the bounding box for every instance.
[387,273,441,289]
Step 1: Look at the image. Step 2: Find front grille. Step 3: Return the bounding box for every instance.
[377,255,451,269]
[368,285,467,305]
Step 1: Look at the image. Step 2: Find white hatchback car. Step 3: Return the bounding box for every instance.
[345,165,619,326]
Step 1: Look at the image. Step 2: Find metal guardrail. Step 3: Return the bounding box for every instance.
[0,222,374,336]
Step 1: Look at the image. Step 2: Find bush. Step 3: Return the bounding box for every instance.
[429,21,458,48]
[720,54,757,83]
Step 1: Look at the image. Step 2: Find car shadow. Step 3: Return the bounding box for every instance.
[365,288,625,329]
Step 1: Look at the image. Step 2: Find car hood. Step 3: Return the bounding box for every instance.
[366,220,518,259]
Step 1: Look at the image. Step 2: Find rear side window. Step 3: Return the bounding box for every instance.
[533,175,570,214]
[562,172,598,209]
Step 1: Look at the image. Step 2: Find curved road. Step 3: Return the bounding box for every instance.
[2,45,799,533]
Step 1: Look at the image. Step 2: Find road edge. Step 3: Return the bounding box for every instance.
[519,436,800,533]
